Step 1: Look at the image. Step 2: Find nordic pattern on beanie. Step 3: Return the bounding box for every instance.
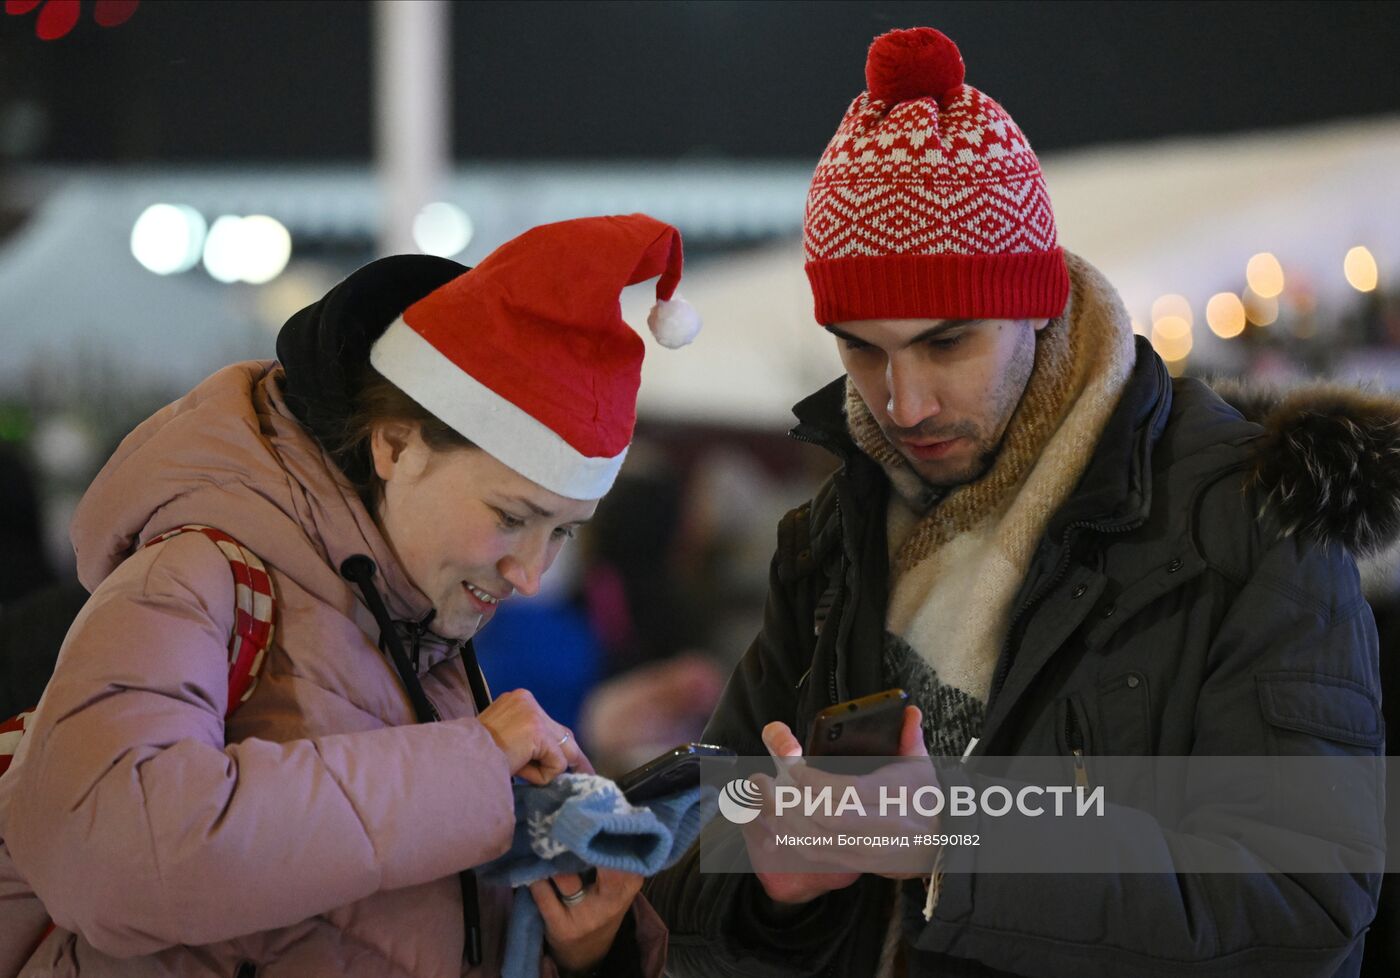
[804,27,1069,324]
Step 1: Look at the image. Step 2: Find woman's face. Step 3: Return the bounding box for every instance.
[371,423,598,640]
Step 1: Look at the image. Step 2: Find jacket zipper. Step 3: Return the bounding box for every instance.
[1065,704,1089,788]
[987,512,1143,715]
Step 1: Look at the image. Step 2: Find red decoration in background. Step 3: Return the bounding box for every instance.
[4,0,139,40]
[93,0,137,27]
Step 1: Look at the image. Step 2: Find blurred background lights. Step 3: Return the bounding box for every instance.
[1151,293,1193,326]
[1205,292,1247,339]
[1242,289,1279,326]
[201,214,292,285]
[412,201,474,258]
[1150,323,1193,362]
[130,203,206,275]
[1245,252,1285,298]
[1344,246,1379,292]
[1152,314,1191,340]
[238,215,293,285]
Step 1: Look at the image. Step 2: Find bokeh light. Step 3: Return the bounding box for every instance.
[413,201,474,258]
[1242,289,1279,326]
[130,203,206,275]
[1205,293,1246,339]
[202,214,292,284]
[238,216,293,285]
[1153,315,1191,340]
[1151,322,1193,361]
[1344,246,1379,293]
[1151,294,1193,327]
[1245,253,1285,298]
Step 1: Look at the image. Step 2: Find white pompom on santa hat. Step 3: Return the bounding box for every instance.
[369,213,700,500]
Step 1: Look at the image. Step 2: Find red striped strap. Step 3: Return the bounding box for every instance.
[0,711,33,779]
[142,525,276,717]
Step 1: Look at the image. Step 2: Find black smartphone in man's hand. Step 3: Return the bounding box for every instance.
[804,688,909,756]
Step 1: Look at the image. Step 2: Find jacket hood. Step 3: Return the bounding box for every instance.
[70,361,431,621]
[1212,380,1400,559]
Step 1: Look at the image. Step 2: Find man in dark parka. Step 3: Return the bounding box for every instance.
[645,26,1393,978]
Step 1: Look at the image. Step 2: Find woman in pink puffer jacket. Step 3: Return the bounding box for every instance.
[0,214,700,977]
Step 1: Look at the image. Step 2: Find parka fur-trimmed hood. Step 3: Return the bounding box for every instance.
[1213,379,1400,597]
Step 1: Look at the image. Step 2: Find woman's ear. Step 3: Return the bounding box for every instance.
[370,421,424,483]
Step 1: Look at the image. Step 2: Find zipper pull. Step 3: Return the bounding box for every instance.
[1072,748,1089,788]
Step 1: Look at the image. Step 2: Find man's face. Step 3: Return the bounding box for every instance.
[832,317,1048,488]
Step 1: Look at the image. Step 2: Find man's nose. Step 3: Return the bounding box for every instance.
[885,356,940,430]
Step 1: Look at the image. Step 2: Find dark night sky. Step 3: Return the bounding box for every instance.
[3,0,1400,164]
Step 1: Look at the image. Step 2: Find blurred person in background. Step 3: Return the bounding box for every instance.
[648,27,1389,977]
[575,462,727,776]
[0,441,84,718]
[0,442,55,606]
[0,214,703,978]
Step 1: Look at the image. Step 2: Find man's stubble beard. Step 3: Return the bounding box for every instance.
[894,325,1040,491]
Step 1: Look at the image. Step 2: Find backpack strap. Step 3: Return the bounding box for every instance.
[142,524,276,718]
[1,525,276,781]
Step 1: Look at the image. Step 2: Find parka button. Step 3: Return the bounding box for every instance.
[1071,584,1087,599]
[1102,605,1116,619]
[1126,675,1140,689]
[1166,558,1183,573]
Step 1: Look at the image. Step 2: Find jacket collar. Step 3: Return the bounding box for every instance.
[1045,336,1172,537]
[789,375,858,461]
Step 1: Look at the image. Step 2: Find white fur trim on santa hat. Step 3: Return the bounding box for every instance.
[369,317,628,500]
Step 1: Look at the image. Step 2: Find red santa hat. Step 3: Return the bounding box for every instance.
[369,214,700,500]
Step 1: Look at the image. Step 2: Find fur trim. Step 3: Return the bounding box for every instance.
[1213,380,1400,559]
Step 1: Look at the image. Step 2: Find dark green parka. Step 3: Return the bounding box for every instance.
[647,338,1390,978]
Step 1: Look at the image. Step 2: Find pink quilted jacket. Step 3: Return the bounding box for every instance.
[0,362,666,977]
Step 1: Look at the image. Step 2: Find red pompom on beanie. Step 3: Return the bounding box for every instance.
[804,27,1069,324]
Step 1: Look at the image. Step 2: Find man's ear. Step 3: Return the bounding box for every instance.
[370,421,422,483]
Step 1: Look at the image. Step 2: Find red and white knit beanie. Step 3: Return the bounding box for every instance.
[804,27,1069,324]
[370,214,700,500]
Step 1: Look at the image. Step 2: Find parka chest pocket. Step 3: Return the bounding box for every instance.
[1055,672,1152,758]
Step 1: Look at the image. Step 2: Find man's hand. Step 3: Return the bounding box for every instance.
[744,719,862,906]
[476,689,592,784]
[532,867,641,974]
[746,707,937,905]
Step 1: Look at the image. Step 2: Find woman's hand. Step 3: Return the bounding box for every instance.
[477,689,592,784]
[531,868,642,975]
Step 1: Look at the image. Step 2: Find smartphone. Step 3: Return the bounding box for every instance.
[616,743,736,804]
[805,688,909,757]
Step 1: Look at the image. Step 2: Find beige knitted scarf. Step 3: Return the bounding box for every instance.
[847,252,1137,709]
